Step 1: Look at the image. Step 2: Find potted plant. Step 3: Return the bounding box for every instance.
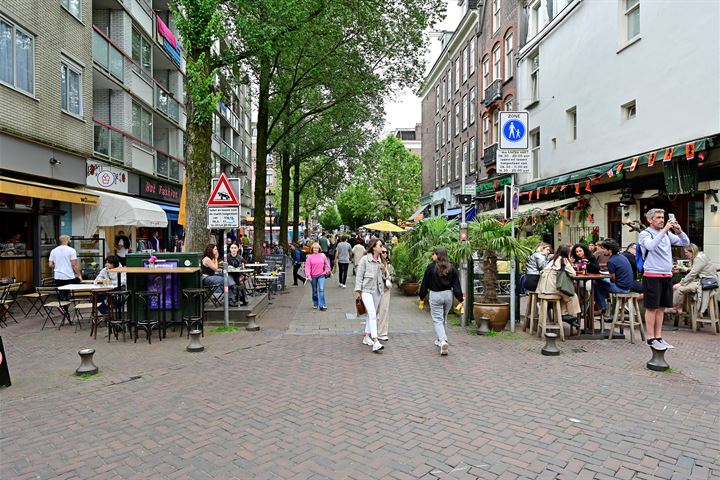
[391,243,420,295]
[467,216,536,331]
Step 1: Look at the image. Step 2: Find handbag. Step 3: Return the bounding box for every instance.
[355,297,367,315]
[385,278,393,289]
[556,259,576,297]
[700,277,719,290]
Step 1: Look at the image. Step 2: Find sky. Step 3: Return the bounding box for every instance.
[382,1,464,135]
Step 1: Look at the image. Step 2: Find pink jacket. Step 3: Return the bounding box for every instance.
[305,253,330,279]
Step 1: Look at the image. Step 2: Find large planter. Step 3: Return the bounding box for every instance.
[473,303,510,332]
[402,282,419,296]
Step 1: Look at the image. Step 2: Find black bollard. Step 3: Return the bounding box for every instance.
[646,346,669,371]
[476,316,490,336]
[541,332,560,356]
[186,330,205,352]
[75,348,98,375]
[246,313,260,332]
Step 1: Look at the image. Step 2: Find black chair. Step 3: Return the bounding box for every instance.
[203,283,224,307]
[181,288,206,338]
[0,286,9,327]
[134,291,162,344]
[106,290,132,342]
[89,290,110,339]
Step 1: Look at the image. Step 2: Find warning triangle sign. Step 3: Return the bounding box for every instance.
[207,173,240,206]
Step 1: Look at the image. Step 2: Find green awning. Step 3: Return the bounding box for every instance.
[519,135,718,192]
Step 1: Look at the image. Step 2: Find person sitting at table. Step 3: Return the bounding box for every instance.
[571,243,600,274]
[593,239,643,319]
[226,243,249,306]
[672,243,717,312]
[201,244,238,307]
[622,243,639,279]
[93,255,125,313]
[537,244,581,328]
[524,242,552,293]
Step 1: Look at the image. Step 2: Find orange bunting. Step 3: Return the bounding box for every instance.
[574,183,580,195]
[647,151,657,167]
[585,181,592,192]
[566,210,572,220]
[493,179,499,189]
[551,185,557,193]
[616,162,623,174]
[663,147,674,162]
[560,185,567,191]
[607,168,614,178]
[588,214,594,223]
[686,142,695,160]
[544,186,549,195]
[629,156,639,171]
[536,187,541,198]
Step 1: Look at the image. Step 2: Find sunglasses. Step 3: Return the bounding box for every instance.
[381,251,388,255]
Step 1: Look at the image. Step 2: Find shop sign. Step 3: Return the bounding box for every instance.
[476,176,511,194]
[86,160,128,193]
[140,176,181,204]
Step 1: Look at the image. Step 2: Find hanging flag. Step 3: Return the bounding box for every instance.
[558,208,565,216]
[178,173,187,226]
[531,216,536,225]
[544,186,549,195]
[585,181,592,192]
[616,162,624,174]
[588,213,594,223]
[663,147,674,163]
[528,191,533,201]
[686,142,695,160]
[575,183,580,195]
[560,185,567,191]
[647,151,657,167]
[629,156,639,171]
[566,210,572,220]
[607,168,614,178]
[536,187,541,198]
[551,185,557,193]
[493,179,499,189]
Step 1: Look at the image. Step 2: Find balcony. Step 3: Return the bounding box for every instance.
[483,143,498,166]
[483,79,502,106]
[218,101,240,131]
[155,152,181,182]
[92,30,124,82]
[93,122,125,163]
[219,138,240,167]
[155,84,181,124]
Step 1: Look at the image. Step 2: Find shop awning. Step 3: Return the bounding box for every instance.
[481,196,578,217]
[85,189,168,229]
[0,176,99,205]
[407,204,429,221]
[465,205,476,221]
[441,208,462,218]
[152,202,180,222]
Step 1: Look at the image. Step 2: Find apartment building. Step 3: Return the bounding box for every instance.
[419,0,480,219]
[393,124,422,157]
[513,0,720,257]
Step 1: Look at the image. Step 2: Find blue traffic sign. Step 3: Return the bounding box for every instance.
[502,119,525,144]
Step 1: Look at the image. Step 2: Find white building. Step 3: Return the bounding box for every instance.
[514,0,720,257]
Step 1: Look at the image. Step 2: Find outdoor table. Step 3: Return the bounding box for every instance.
[111,266,200,336]
[569,273,610,337]
[57,283,116,331]
[255,275,279,301]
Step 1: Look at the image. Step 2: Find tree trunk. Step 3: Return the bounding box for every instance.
[482,250,499,304]
[278,150,291,249]
[184,48,213,253]
[253,59,270,261]
[292,162,301,243]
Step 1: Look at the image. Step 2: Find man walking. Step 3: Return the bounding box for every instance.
[638,208,689,350]
[334,235,352,287]
[49,235,82,299]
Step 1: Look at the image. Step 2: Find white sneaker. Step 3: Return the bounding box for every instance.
[362,336,374,346]
[378,335,389,341]
[434,339,441,346]
[649,339,667,351]
[439,340,449,355]
[372,341,384,352]
[658,338,674,349]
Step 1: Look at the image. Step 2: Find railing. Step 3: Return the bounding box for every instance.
[93,122,125,163]
[483,143,498,166]
[218,101,240,131]
[483,79,502,106]
[92,30,124,82]
[155,84,181,123]
[156,152,181,182]
[219,139,240,166]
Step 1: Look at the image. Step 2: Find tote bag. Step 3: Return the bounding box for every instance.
[556,259,576,297]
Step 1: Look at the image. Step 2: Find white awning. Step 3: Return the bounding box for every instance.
[481,196,579,217]
[84,189,168,233]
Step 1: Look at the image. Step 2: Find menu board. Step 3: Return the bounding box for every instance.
[263,254,287,290]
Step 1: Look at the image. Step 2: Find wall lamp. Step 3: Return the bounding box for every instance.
[49,156,61,166]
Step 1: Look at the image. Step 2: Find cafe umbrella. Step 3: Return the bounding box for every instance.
[361,221,405,233]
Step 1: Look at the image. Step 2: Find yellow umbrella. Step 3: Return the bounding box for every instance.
[362,220,405,232]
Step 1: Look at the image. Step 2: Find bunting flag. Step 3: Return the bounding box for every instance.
[551,185,557,193]
[574,183,580,195]
[616,162,623,174]
[585,181,592,193]
[493,179,499,189]
[566,210,572,220]
[536,187,541,198]
[607,168,614,178]
[528,191,533,201]
[588,213,594,223]
[560,185,567,191]
[686,142,695,160]
[558,208,565,216]
[647,151,657,167]
[177,173,187,226]
[629,156,639,171]
[544,186,549,195]
[663,147,674,162]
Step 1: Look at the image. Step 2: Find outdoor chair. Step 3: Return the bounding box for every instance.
[2,281,24,323]
[134,291,162,344]
[606,293,645,344]
[203,283,224,307]
[106,290,132,342]
[181,288,206,338]
[22,277,55,317]
[89,290,110,339]
[537,293,565,341]
[35,287,72,330]
[524,291,539,335]
[0,286,9,327]
[691,289,719,335]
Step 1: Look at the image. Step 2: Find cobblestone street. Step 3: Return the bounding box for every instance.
[1,282,719,479]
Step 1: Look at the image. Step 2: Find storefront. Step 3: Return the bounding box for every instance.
[137,175,182,251]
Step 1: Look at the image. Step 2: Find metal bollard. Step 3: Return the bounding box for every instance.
[186,330,204,352]
[541,332,560,356]
[646,346,669,371]
[476,316,490,336]
[75,348,98,375]
[245,313,260,332]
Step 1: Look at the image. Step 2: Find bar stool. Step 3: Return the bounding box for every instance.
[524,291,539,334]
[106,290,131,342]
[181,288,206,338]
[537,293,564,341]
[692,289,719,334]
[607,292,645,344]
[134,291,162,344]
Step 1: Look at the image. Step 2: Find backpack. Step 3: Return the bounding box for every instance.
[299,250,307,262]
[635,230,654,273]
[327,243,337,259]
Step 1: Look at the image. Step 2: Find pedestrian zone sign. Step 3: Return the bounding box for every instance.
[499,111,528,150]
[207,173,240,206]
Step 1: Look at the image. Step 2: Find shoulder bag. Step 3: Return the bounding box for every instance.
[556,259,576,297]
[355,297,367,315]
[700,277,719,290]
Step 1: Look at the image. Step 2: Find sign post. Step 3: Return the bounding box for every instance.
[497,111,530,333]
[207,173,241,327]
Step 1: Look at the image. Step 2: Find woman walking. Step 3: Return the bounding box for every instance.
[354,238,387,352]
[305,242,331,310]
[418,247,463,356]
[376,245,394,341]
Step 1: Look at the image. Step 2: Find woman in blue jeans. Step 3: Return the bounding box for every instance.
[304,242,331,310]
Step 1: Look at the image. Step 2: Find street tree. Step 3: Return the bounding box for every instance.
[336,183,376,230]
[318,205,342,232]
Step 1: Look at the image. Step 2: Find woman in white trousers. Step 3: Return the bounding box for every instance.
[354,238,387,353]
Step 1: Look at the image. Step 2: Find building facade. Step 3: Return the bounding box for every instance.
[393,124,422,157]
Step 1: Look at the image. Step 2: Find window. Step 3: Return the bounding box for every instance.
[435,122,440,150]
[131,28,152,75]
[435,85,440,112]
[622,100,637,119]
[0,18,34,95]
[462,47,468,83]
[60,0,81,20]
[435,159,440,188]
[454,103,460,136]
[531,129,540,179]
[447,116,451,142]
[492,0,501,33]
[132,102,152,143]
[504,32,514,79]
[441,155,447,185]
[447,69,452,100]
[442,79,446,106]
[440,117,445,145]
[61,60,82,117]
[469,137,476,173]
[492,44,501,82]
[566,107,577,142]
[482,114,490,146]
[469,39,476,75]
[454,58,460,91]
[482,56,490,92]
[624,0,640,41]
[462,95,468,130]
[492,111,499,144]
[462,143,468,179]
[469,88,476,125]
[454,147,460,180]
[529,0,541,37]
[505,96,513,111]
[529,53,539,103]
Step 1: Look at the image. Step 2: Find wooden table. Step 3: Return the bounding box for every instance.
[58,283,116,331]
[570,273,610,337]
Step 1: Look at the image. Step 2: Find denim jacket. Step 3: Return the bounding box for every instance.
[354,254,386,293]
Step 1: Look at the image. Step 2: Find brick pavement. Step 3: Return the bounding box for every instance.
[1,283,719,479]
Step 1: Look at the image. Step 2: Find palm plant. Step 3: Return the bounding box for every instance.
[401,216,464,282]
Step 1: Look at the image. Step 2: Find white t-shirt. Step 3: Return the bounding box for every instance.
[116,238,128,258]
[49,245,78,280]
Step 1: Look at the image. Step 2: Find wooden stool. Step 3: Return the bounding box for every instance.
[537,294,564,341]
[692,289,719,334]
[607,293,645,344]
[524,291,539,334]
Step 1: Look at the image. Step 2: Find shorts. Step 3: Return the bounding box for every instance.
[642,276,673,309]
